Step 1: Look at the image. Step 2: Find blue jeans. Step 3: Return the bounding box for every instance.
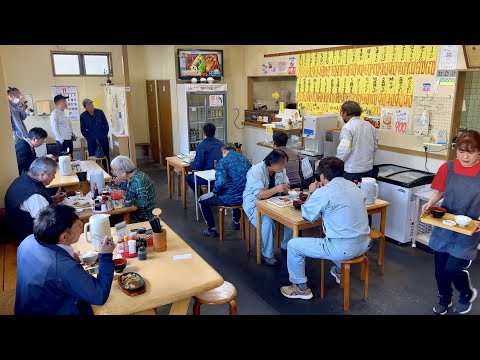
[287,236,372,284]
[199,192,241,229]
[186,173,213,191]
[247,210,293,259]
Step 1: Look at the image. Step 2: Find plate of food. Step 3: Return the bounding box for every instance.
[267,196,293,208]
[64,196,94,209]
[118,272,145,291]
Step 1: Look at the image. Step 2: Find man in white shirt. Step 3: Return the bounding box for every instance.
[336,101,378,182]
[50,94,77,156]
[4,157,64,244]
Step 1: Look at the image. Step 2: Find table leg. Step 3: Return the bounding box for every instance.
[195,174,199,221]
[167,163,172,199]
[412,198,420,248]
[182,169,187,209]
[293,225,299,238]
[275,222,280,248]
[169,297,192,315]
[380,208,387,236]
[256,209,262,264]
[123,212,131,224]
[178,172,181,197]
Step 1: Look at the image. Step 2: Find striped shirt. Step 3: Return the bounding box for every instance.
[118,169,156,223]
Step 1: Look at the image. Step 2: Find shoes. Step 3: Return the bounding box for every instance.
[280,284,313,300]
[330,266,341,284]
[262,256,278,266]
[281,247,287,256]
[231,220,240,230]
[200,228,219,237]
[454,288,478,315]
[433,301,453,315]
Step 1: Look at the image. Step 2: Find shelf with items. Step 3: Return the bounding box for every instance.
[257,142,275,150]
[242,121,302,133]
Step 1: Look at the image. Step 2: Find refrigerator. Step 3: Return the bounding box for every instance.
[177,83,227,154]
[371,164,435,244]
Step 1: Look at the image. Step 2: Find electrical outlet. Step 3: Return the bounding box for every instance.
[424,145,428,152]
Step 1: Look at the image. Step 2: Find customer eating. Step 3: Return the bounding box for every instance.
[4,157,64,245]
[422,130,480,315]
[272,131,303,189]
[15,204,115,315]
[243,149,293,266]
[280,157,371,300]
[110,155,156,223]
[199,144,251,237]
[15,127,48,175]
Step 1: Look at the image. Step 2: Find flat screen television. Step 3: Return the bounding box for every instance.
[177,49,224,80]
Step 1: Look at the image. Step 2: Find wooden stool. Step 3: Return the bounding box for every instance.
[320,254,369,312]
[193,281,238,315]
[87,155,110,174]
[0,290,16,315]
[219,205,245,241]
[369,228,386,275]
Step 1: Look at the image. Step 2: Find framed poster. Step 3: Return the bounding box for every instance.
[462,45,480,69]
[51,86,80,120]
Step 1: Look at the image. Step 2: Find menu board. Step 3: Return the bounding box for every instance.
[296,45,438,116]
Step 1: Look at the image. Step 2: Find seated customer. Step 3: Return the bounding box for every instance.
[243,150,293,266]
[110,155,156,223]
[280,157,372,300]
[5,157,65,245]
[199,144,252,237]
[15,127,48,175]
[186,123,223,191]
[273,131,302,189]
[15,204,115,315]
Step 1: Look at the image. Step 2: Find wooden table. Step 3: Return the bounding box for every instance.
[166,157,191,209]
[73,221,224,315]
[254,198,390,264]
[47,160,111,191]
[77,205,138,224]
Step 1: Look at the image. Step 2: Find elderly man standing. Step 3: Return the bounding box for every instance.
[199,144,251,237]
[110,156,156,223]
[15,204,115,315]
[5,157,65,244]
[80,98,110,161]
[51,94,77,156]
[15,127,48,175]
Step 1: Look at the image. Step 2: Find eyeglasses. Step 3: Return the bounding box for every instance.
[112,169,124,175]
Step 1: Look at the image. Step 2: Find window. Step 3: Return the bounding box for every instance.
[51,52,112,76]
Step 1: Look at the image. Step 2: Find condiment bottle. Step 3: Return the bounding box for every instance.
[117,236,126,254]
[137,228,147,248]
[138,246,147,261]
[93,182,99,198]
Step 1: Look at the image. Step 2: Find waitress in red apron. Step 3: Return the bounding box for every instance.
[423,130,480,315]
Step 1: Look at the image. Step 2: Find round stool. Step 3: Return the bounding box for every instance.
[368,228,386,275]
[0,290,16,315]
[218,205,244,241]
[320,254,369,312]
[193,281,238,315]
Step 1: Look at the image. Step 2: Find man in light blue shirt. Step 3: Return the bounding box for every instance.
[243,150,293,266]
[280,157,372,300]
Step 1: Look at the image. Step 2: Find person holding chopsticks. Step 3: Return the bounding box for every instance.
[422,130,480,315]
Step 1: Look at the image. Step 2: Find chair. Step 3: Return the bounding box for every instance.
[193,281,238,315]
[368,228,386,275]
[86,150,110,174]
[320,254,369,312]
[0,290,16,315]
[218,205,245,241]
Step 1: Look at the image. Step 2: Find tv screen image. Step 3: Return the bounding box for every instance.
[178,49,223,79]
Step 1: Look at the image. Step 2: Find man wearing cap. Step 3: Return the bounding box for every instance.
[50,94,77,156]
[80,99,110,162]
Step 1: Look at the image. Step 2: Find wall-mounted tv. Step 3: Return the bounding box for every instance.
[177,49,224,80]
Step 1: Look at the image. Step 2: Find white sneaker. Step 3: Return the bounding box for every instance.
[454,288,478,315]
[330,266,341,284]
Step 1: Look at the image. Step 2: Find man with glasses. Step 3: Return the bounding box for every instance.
[4,157,65,244]
[7,86,29,142]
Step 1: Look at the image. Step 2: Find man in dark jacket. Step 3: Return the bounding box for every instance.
[186,123,223,191]
[15,127,48,175]
[199,144,251,237]
[5,157,64,244]
[15,204,115,315]
[80,98,110,161]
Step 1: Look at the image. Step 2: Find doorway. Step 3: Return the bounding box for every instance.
[146,80,160,163]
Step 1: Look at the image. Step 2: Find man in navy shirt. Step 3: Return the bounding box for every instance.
[80,98,110,162]
[15,127,48,175]
[186,123,223,191]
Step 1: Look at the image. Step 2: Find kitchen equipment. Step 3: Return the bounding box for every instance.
[361,177,378,205]
[324,128,342,157]
[89,171,105,196]
[84,214,111,252]
[300,114,338,156]
[59,155,72,176]
[372,164,435,244]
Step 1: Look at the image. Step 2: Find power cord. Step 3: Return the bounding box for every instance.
[424,145,448,173]
[233,107,243,129]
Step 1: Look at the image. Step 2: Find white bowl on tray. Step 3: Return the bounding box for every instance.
[455,215,472,228]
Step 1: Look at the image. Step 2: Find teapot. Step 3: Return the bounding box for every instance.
[84,214,111,252]
[360,177,378,205]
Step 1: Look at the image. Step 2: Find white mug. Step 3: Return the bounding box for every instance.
[128,240,136,254]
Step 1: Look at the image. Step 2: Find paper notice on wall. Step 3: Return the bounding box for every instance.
[209,94,224,106]
[394,109,409,134]
[51,86,80,120]
[380,108,394,131]
[439,45,458,70]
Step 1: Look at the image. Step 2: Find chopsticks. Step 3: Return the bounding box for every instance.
[150,208,163,233]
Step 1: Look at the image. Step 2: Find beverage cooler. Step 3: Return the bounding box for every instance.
[177,83,227,154]
[372,164,435,244]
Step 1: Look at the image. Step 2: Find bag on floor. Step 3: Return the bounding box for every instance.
[94,140,105,158]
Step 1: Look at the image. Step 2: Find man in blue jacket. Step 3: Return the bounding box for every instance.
[186,123,223,191]
[15,204,115,315]
[80,99,110,162]
[15,127,48,175]
[199,144,252,237]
